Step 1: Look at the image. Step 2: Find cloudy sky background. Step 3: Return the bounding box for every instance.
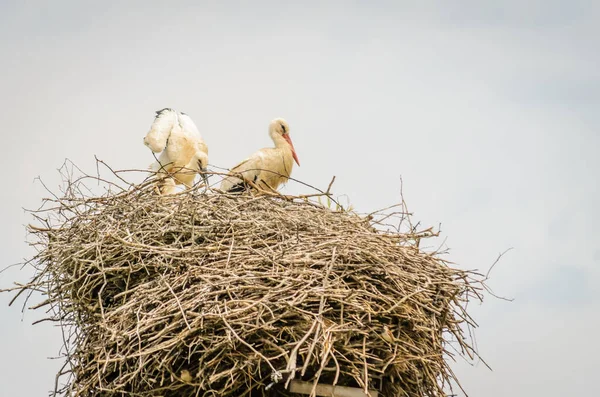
[1,1,598,395]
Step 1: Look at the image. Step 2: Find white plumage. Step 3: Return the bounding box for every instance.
[143,108,209,195]
[220,118,299,193]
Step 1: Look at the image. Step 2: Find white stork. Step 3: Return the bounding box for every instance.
[143,108,209,195]
[220,118,300,193]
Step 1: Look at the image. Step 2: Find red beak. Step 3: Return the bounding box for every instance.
[283,134,300,166]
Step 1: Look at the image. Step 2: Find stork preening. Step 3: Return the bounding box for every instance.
[143,108,209,195]
[220,118,300,193]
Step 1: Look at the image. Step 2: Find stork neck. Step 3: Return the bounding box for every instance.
[271,132,291,150]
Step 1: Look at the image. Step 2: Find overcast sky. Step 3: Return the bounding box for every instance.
[1,1,598,396]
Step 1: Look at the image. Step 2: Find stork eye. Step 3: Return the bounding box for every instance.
[281,124,287,134]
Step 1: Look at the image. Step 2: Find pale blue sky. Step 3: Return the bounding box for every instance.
[1,1,598,396]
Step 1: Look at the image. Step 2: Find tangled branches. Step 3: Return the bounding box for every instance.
[6,162,484,396]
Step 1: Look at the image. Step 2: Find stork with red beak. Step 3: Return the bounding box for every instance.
[220,118,300,193]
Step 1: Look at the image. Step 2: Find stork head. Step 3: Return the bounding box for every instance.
[269,118,300,166]
[193,150,210,188]
[195,151,209,172]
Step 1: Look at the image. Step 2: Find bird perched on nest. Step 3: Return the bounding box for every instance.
[143,108,209,195]
[220,118,300,193]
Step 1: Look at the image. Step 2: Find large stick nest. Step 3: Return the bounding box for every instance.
[8,162,484,397]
